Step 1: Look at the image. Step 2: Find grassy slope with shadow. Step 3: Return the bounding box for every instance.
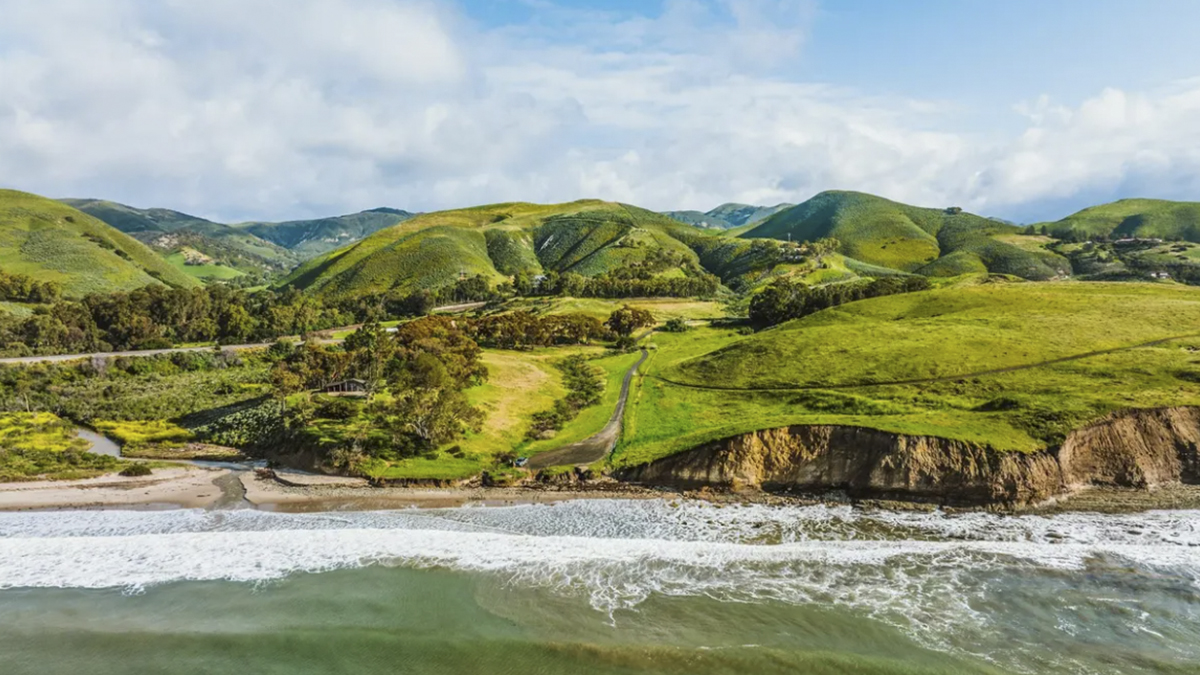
[1038,198,1200,242]
[281,200,723,301]
[1,190,198,297]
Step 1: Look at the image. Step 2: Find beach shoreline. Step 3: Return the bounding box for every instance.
[0,466,674,512]
[5,465,1200,513]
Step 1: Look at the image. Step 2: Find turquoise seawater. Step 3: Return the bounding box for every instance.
[1,501,1198,674]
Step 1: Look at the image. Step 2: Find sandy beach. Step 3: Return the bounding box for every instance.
[6,464,1200,513]
[0,466,233,511]
[0,465,668,512]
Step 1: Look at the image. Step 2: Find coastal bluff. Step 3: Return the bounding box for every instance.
[616,407,1200,507]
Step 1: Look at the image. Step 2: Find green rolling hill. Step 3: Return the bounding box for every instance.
[1037,198,1200,241]
[741,191,1070,280]
[63,199,299,279]
[282,200,720,300]
[0,190,199,296]
[664,202,793,230]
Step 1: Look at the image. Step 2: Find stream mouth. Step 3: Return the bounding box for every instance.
[74,427,121,458]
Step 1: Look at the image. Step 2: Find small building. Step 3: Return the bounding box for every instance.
[1149,271,1171,280]
[319,379,369,397]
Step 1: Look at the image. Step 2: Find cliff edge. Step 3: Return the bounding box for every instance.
[616,407,1200,506]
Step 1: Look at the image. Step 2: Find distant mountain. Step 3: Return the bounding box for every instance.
[59,199,220,234]
[743,190,1070,280]
[237,208,416,258]
[1,190,199,296]
[1037,199,1200,241]
[64,200,419,280]
[63,199,299,280]
[663,203,793,229]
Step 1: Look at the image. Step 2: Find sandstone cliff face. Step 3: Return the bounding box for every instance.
[617,407,1200,506]
[1058,407,1200,489]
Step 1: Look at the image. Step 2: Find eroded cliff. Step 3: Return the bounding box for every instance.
[616,407,1200,506]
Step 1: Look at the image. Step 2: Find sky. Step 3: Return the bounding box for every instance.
[2,0,1199,224]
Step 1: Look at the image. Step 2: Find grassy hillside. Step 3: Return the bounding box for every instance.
[283,200,720,300]
[60,199,217,234]
[64,199,299,279]
[615,282,1200,466]
[1040,198,1200,241]
[741,191,1069,280]
[663,202,793,229]
[0,190,199,296]
[239,208,415,258]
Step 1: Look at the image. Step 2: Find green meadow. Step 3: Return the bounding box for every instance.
[613,282,1200,468]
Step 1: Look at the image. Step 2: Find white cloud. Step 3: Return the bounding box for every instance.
[0,0,1197,222]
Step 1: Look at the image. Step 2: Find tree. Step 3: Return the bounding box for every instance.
[343,320,393,395]
[383,386,483,448]
[605,305,655,337]
[266,338,296,361]
[269,362,304,413]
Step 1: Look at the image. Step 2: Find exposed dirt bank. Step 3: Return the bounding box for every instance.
[615,407,1200,507]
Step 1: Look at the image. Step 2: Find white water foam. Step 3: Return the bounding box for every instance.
[2,501,1199,664]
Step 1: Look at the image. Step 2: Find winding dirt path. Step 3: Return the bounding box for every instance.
[650,332,1200,393]
[527,347,650,469]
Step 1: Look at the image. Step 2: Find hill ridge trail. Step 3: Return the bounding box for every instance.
[527,345,650,470]
[651,332,1200,393]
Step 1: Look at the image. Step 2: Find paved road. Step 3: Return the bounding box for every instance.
[0,303,488,365]
[527,346,650,469]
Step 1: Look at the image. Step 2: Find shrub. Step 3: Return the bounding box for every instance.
[267,338,296,361]
[119,463,152,477]
[314,396,363,420]
[661,317,690,333]
[94,420,193,446]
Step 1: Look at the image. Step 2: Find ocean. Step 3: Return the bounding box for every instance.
[1,500,1198,674]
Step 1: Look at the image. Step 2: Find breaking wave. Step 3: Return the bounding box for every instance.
[2,501,1199,668]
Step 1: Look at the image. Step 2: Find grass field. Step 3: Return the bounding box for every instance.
[518,349,642,457]
[94,419,193,447]
[165,252,246,281]
[0,189,199,297]
[0,301,36,318]
[504,296,726,321]
[361,345,642,480]
[613,282,1200,468]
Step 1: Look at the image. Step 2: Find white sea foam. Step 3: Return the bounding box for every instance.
[2,500,1199,660]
